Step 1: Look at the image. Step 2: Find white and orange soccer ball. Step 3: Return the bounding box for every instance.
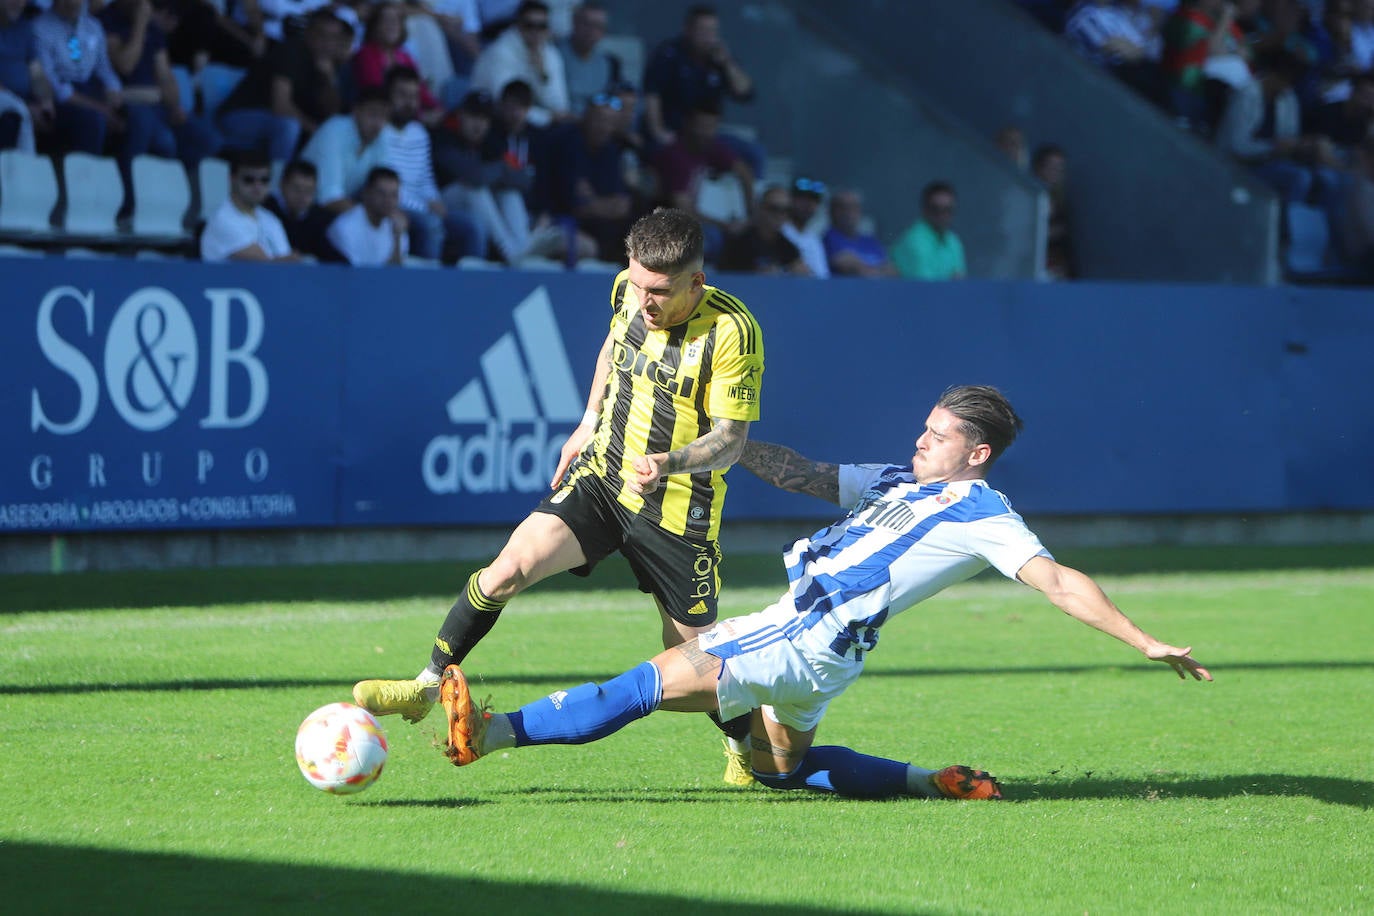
[295,702,388,795]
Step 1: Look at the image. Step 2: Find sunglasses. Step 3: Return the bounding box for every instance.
[590,92,624,111]
[237,173,272,186]
[793,177,827,195]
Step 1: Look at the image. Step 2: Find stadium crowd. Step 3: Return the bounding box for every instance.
[1028,0,1374,280]
[4,0,1370,280]
[0,0,993,277]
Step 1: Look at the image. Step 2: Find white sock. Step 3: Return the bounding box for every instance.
[480,712,517,756]
[417,666,441,684]
[906,764,940,797]
[725,736,750,755]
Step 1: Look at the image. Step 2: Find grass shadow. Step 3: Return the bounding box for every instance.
[1016,772,1373,808]
[0,841,871,916]
[3,543,1369,613]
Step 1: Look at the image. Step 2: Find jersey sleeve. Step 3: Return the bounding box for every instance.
[837,463,890,509]
[703,306,764,422]
[966,511,1052,581]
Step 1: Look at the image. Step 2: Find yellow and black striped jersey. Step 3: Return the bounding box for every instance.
[577,269,764,541]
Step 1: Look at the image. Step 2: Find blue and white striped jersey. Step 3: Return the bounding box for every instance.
[780,464,1050,660]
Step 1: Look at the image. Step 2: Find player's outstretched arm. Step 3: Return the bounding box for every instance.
[628,418,752,496]
[736,440,842,506]
[1016,556,1213,681]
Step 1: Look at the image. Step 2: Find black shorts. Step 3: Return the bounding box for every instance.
[533,472,722,626]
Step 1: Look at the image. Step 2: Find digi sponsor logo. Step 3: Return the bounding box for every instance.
[611,341,698,398]
[422,287,583,495]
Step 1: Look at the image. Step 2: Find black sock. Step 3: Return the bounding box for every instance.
[706,711,752,742]
[430,570,507,672]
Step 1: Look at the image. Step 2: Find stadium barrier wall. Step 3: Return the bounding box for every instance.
[3,258,1372,538]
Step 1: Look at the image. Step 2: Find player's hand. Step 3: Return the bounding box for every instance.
[628,453,668,496]
[550,421,594,489]
[1144,643,1212,681]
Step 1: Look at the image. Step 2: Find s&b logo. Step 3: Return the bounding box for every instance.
[31,285,268,435]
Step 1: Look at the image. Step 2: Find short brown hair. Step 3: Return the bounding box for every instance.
[935,385,1023,467]
[624,208,704,275]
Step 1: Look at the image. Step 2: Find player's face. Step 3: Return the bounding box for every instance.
[911,407,987,484]
[626,258,704,330]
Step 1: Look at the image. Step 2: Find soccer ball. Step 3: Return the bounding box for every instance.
[295,702,388,795]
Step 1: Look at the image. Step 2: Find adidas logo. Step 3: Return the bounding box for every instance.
[422,287,583,495]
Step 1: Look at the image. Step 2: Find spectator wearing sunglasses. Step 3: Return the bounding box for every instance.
[471,0,570,127]
[34,0,124,155]
[556,0,621,115]
[892,180,967,281]
[200,149,297,262]
[781,176,830,278]
[718,183,808,276]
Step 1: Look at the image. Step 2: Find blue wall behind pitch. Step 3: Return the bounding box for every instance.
[2,258,1369,534]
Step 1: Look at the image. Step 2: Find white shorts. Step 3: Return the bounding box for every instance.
[697,598,864,731]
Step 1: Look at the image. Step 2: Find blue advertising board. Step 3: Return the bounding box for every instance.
[2,260,343,532]
[2,257,1371,534]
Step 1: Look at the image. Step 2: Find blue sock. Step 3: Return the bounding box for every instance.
[753,745,910,799]
[508,661,662,746]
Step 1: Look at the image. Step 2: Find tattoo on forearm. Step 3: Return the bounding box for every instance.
[662,418,749,476]
[738,441,841,504]
[676,640,723,676]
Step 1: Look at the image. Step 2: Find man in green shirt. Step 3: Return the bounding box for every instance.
[892,180,967,280]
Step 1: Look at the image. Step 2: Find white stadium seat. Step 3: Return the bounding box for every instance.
[131,154,192,240]
[61,153,124,237]
[0,150,59,235]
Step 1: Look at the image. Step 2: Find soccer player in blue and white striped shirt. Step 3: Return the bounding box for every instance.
[435,385,1212,799]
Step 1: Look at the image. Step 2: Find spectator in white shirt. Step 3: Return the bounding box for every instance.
[200,151,298,262]
[326,165,409,265]
[471,0,569,126]
[300,87,397,213]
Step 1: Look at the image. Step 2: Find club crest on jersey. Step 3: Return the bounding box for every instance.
[935,489,960,505]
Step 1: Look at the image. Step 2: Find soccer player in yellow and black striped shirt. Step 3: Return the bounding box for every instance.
[354,209,766,782]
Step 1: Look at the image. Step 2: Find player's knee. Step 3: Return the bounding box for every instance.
[481,557,530,599]
[752,766,806,791]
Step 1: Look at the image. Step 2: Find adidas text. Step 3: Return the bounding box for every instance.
[423,420,565,494]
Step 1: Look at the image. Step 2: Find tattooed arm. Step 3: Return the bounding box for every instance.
[736,440,841,506]
[627,418,751,496]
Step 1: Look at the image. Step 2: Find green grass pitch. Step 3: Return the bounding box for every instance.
[1,544,1371,914]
